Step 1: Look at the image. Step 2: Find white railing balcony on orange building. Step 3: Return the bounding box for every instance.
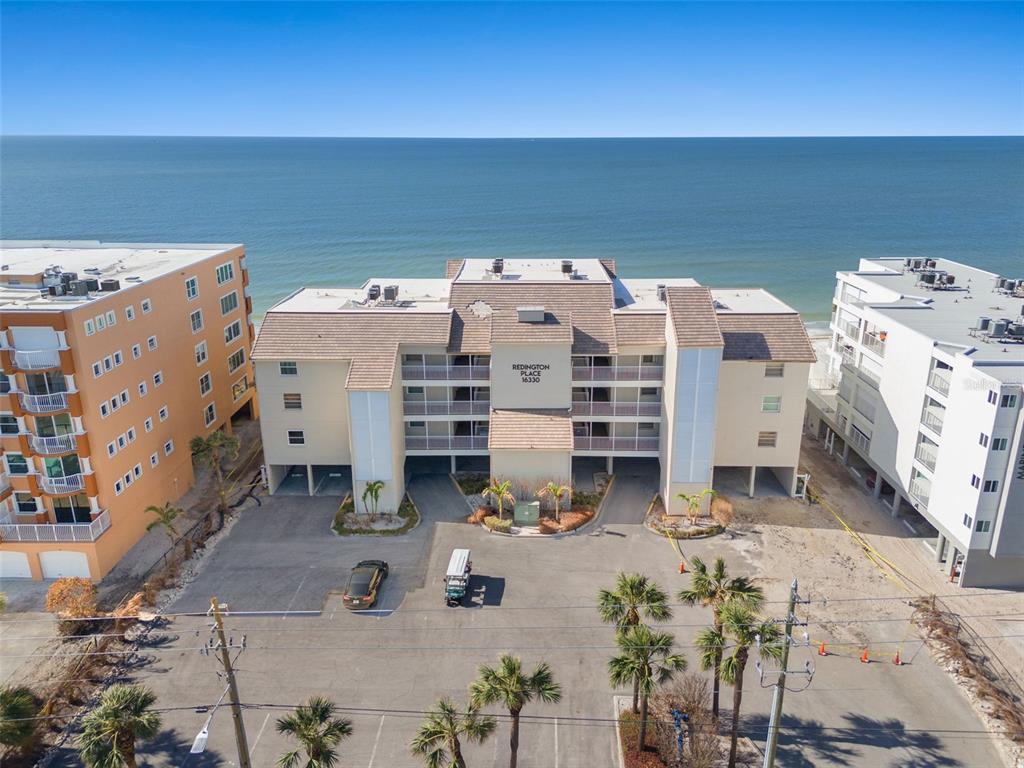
[13,348,65,370]
[18,391,70,413]
[0,509,110,542]
[39,473,86,495]
[30,433,79,455]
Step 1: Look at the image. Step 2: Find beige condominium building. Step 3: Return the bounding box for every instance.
[253,258,814,515]
[0,241,257,580]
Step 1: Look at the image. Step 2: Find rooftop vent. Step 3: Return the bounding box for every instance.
[84,278,100,292]
[100,278,121,292]
[367,284,381,301]
[68,281,90,297]
[517,306,546,323]
[125,275,143,283]
[656,284,667,303]
[561,260,573,275]
[492,258,504,275]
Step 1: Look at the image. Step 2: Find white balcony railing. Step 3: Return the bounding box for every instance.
[861,333,886,357]
[0,509,110,542]
[571,401,662,417]
[404,435,489,450]
[849,429,870,453]
[921,407,945,435]
[836,319,860,339]
[401,364,490,381]
[402,400,490,416]
[573,436,660,452]
[39,473,85,494]
[927,369,951,396]
[31,434,78,455]
[909,479,932,508]
[12,349,64,370]
[18,391,69,413]
[915,443,938,472]
[571,365,663,382]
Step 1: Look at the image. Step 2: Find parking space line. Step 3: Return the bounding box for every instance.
[367,714,385,768]
[249,712,271,759]
[282,572,309,619]
[554,716,559,768]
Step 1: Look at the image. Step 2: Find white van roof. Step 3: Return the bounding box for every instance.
[446,548,471,578]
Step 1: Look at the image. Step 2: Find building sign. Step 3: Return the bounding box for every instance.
[512,363,550,384]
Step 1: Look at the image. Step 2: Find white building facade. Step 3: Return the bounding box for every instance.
[806,257,1024,588]
[253,258,815,516]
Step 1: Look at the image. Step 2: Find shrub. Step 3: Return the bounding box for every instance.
[45,578,98,635]
[538,518,561,534]
[483,516,512,534]
[0,685,41,751]
[619,710,667,767]
[455,473,490,495]
[571,490,602,511]
[649,674,721,768]
[558,510,593,532]
[710,495,734,529]
[468,507,490,524]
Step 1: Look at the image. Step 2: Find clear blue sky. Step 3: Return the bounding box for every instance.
[2,1,1022,137]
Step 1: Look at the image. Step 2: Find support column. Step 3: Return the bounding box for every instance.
[450,455,457,474]
[891,491,901,518]
[935,533,947,565]
[748,466,757,498]
[307,464,315,496]
[842,442,851,465]
[872,477,883,499]
[606,456,614,475]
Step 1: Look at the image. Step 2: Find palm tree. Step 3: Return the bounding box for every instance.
[145,503,182,547]
[0,685,40,752]
[470,654,561,768]
[275,696,353,768]
[676,488,717,526]
[79,684,161,768]
[536,481,571,522]
[190,430,240,525]
[678,556,764,718]
[410,697,496,768]
[696,603,782,768]
[608,625,687,752]
[483,478,515,520]
[597,572,673,712]
[361,480,385,522]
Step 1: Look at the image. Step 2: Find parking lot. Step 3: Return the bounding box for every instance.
[44,463,1005,768]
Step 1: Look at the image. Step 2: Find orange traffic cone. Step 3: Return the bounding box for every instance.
[860,648,870,664]
[893,650,902,666]
[818,641,827,657]
[678,560,686,574]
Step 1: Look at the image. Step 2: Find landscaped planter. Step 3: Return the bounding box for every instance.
[331,493,420,536]
[464,478,612,537]
[643,495,727,539]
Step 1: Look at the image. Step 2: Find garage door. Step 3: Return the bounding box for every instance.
[0,552,32,579]
[39,551,91,579]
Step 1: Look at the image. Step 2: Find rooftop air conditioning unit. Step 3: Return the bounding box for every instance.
[367,284,381,301]
[68,281,90,296]
[99,278,120,292]
[656,284,667,303]
[492,258,504,275]
[47,285,66,297]
[517,306,546,323]
[561,260,573,275]
[383,285,399,302]
[84,278,100,292]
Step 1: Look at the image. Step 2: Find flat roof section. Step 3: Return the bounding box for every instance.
[455,258,611,284]
[269,281,453,314]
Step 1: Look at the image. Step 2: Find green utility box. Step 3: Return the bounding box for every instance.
[513,501,540,526]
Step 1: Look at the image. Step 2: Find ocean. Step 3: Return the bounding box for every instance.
[2,136,1022,321]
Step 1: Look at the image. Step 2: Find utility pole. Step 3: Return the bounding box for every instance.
[762,578,813,768]
[210,596,252,768]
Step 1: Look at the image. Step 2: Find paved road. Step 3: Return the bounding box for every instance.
[599,458,658,525]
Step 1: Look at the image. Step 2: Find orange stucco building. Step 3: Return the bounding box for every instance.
[1,241,257,580]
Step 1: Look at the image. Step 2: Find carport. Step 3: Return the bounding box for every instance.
[268,464,310,495]
[713,465,790,498]
[268,464,351,496]
[311,465,351,496]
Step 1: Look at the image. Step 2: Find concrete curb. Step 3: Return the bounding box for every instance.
[640,493,726,540]
[330,492,422,537]
[612,695,628,768]
[475,475,616,540]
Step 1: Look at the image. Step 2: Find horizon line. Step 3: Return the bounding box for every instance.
[3,133,1023,141]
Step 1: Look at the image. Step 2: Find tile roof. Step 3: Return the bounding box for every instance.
[490,309,573,344]
[488,408,573,451]
[718,313,817,362]
[251,311,452,389]
[445,259,465,280]
[448,282,616,354]
[665,286,724,347]
[614,312,667,346]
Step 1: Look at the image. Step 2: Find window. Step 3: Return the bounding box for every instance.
[228,348,246,374]
[0,415,17,435]
[84,319,95,336]
[133,463,142,479]
[765,362,785,377]
[110,396,120,413]
[150,452,159,468]
[970,474,981,489]
[203,402,216,426]
[92,361,103,378]
[103,356,113,372]
[107,441,117,457]
[761,396,782,413]
[988,390,998,405]
[117,434,127,449]
[220,290,239,316]
[153,371,163,387]
[224,320,242,344]
[232,375,249,401]
[105,310,116,327]
[189,309,204,334]
[126,427,136,443]
[100,402,110,418]
[141,298,152,314]
[138,381,148,397]
[1001,394,1018,408]
[279,361,298,375]
[147,335,158,351]
[132,344,142,360]
[983,480,1000,493]
[114,479,124,496]
[287,429,305,445]
[6,454,28,474]
[185,276,199,300]
[199,372,212,396]
[979,433,989,448]
[963,514,973,528]
[144,417,153,433]
[283,393,302,410]
[125,305,135,321]
[757,431,778,447]
[993,437,1008,451]
[975,520,992,533]
[119,389,129,405]
[95,314,106,331]
[158,406,169,422]
[195,341,208,365]
[124,472,132,487]
[164,439,174,455]
[113,350,123,367]
[216,262,235,285]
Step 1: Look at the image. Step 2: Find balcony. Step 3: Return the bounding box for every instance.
[836,319,860,340]
[573,436,660,452]
[921,406,945,436]
[861,332,886,358]
[39,473,85,494]
[401,364,490,381]
[18,391,69,413]
[571,365,663,382]
[403,400,491,416]
[914,442,938,472]
[12,349,65,370]
[31,433,78,455]
[0,509,110,542]
[908,477,932,508]
[571,401,661,417]
[927,369,951,397]
[0,473,10,494]
[848,428,870,453]
[404,435,489,451]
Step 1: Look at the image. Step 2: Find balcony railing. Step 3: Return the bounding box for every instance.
[401,364,490,381]
[927,369,951,397]
[836,319,860,339]
[908,479,931,508]
[39,473,85,494]
[31,434,78,455]
[914,443,938,472]
[848,429,870,453]
[18,391,69,413]
[0,509,110,542]
[404,435,489,450]
[921,407,945,436]
[403,400,490,416]
[861,333,886,357]
[571,365,664,382]
[12,349,64,370]
[571,401,662,417]
[0,473,10,494]
[573,436,660,452]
